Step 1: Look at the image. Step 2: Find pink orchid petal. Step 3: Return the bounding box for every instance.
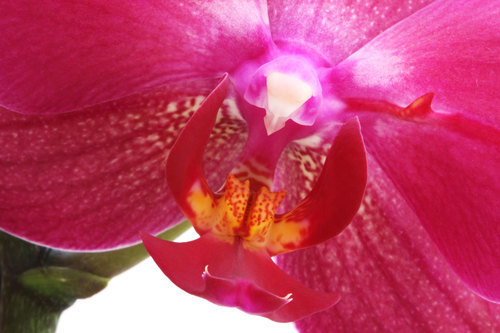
[332,0,500,127]
[267,0,434,65]
[268,118,367,254]
[279,156,500,332]
[141,232,339,323]
[357,111,500,302]
[0,1,271,114]
[0,78,247,250]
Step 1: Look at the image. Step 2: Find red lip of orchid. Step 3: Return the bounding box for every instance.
[142,74,367,322]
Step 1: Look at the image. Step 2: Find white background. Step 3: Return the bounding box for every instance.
[57,229,296,333]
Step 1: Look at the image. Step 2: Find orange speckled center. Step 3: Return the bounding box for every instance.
[187,174,286,249]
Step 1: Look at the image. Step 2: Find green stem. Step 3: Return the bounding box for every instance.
[0,276,67,333]
[0,233,73,333]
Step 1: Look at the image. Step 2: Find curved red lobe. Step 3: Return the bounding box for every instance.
[268,117,367,255]
[141,232,339,322]
[166,74,228,222]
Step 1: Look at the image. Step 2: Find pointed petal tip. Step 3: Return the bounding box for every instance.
[269,289,340,323]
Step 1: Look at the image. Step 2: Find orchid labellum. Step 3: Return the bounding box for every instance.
[0,0,499,330]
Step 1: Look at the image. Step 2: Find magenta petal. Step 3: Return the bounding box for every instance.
[279,157,500,332]
[358,112,500,302]
[0,1,271,114]
[0,78,247,250]
[267,0,434,65]
[141,233,339,322]
[333,0,500,127]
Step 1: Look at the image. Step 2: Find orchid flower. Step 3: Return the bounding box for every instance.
[0,0,499,330]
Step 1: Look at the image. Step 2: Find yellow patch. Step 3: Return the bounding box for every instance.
[266,219,310,255]
[186,183,216,233]
[186,174,307,253]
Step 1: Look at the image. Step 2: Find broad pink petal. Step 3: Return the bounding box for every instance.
[0,1,271,114]
[267,0,435,65]
[358,112,500,302]
[268,118,367,254]
[142,232,339,322]
[332,0,500,127]
[0,78,247,250]
[279,156,500,332]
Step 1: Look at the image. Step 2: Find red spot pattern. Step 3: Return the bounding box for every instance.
[209,174,286,248]
[246,187,286,244]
